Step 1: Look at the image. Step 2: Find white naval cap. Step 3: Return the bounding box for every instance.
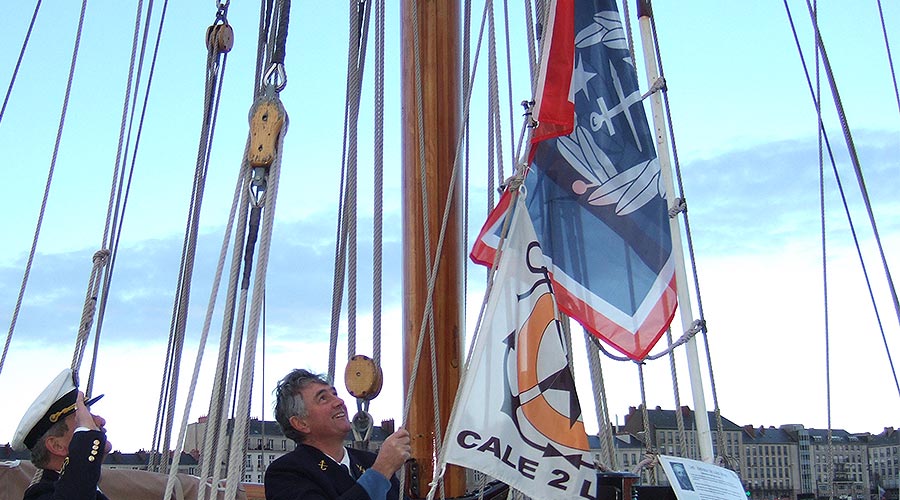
[10,369,102,451]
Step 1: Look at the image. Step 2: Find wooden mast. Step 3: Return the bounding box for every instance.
[400,0,466,497]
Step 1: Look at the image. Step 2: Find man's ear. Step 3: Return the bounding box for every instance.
[289,415,309,435]
[44,435,70,458]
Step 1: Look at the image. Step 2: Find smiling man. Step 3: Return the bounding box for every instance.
[265,369,411,500]
[11,368,111,500]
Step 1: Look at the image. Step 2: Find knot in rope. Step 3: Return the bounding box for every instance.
[640,76,667,100]
[91,249,110,266]
[500,173,525,194]
[631,454,658,475]
[686,318,704,337]
[668,197,686,218]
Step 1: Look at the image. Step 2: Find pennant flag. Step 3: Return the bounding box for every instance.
[440,196,597,500]
[473,0,677,360]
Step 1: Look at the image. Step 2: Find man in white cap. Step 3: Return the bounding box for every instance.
[11,368,111,500]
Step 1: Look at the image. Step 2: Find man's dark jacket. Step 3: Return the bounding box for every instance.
[23,430,109,500]
[264,443,402,500]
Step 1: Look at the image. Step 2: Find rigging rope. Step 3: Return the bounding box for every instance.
[875,0,900,118]
[782,0,900,398]
[584,329,616,470]
[0,0,42,128]
[373,0,386,366]
[801,0,900,335]
[89,0,173,398]
[1,0,89,377]
[665,329,687,458]
[152,0,232,474]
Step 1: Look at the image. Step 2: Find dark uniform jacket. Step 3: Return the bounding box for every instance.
[264,443,402,500]
[23,429,109,500]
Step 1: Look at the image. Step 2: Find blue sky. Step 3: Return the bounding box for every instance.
[1,1,898,455]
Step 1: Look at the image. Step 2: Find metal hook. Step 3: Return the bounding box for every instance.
[249,167,268,208]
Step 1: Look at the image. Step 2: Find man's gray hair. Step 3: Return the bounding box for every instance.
[273,369,329,443]
[31,419,69,469]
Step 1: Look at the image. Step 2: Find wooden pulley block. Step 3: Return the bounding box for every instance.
[344,355,383,400]
[248,101,284,167]
[205,23,234,54]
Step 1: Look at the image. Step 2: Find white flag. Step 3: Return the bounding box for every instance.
[438,196,598,500]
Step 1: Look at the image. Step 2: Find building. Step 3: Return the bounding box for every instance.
[183,416,394,483]
[0,444,198,475]
[742,425,800,499]
[619,405,743,486]
[863,427,899,500]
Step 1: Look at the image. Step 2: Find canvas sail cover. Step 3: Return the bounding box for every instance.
[437,196,598,500]
[472,0,677,360]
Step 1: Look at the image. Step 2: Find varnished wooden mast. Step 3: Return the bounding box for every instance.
[400,0,465,497]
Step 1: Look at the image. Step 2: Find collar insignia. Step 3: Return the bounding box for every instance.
[318,460,327,471]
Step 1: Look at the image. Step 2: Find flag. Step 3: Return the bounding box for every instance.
[472,0,677,360]
[438,196,597,500]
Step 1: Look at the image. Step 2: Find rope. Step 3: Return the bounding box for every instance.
[875,0,900,118]
[500,0,516,177]
[326,0,364,381]
[372,0,385,365]
[487,5,498,211]
[0,0,88,377]
[165,170,247,500]
[622,0,635,66]
[200,0,288,492]
[71,250,110,370]
[156,3,232,478]
[803,0,900,334]
[90,0,173,396]
[584,329,616,470]
[0,0,43,128]
[270,0,291,65]
[349,0,372,359]
[784,0,900,399]
[665,329,686,458]
[523,0,537,93]
[591,320,702,362]
[226,110,286,500]
[637,372,656,485]
[190,154,253,497]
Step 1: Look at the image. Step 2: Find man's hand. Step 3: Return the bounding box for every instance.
[74,392,98,431]
[371,428,411,479]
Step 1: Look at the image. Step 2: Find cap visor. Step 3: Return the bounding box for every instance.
[85,394,104,406]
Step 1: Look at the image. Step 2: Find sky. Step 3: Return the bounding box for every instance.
[0,0,898,457]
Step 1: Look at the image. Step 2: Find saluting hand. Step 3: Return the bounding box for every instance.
[74,392,98,431]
